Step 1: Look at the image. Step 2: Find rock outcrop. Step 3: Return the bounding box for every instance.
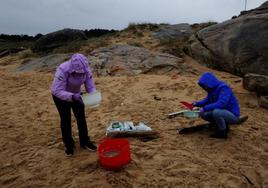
[260,96,268,109]
[32,29,87,53]
[16,45,188,76]
[17,54,70,72]
[187,2,268,76]
[0,47,25,58]
[152,23,193,42]
[243,73,268,109]
[243,73,268,95]
[89,44,186,76]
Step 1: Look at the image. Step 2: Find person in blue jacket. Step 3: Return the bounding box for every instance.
[193,72,240,139]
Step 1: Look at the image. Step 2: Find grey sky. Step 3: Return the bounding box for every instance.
[0,0,266,35]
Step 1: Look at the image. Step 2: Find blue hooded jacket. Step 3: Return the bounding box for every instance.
[195,72,240,117]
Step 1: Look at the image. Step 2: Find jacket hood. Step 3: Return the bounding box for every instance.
[69,53,89,73]
[198,72,221,89]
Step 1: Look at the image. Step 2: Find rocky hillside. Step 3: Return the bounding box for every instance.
[1,2,267,108]
[187,1,268,77]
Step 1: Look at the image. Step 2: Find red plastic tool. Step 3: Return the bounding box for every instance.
[180,101,194,110]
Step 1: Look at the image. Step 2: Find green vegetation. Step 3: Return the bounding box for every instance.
[125,22,160,32]
[84,29,118,38]
[0,40,34,52]
[0,29,118,56]
[191,21,218,32]
[81,36,110,54]
[0,33,42,42]
[51,40,87,54]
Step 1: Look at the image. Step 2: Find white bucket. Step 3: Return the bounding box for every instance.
[82,91,102,108]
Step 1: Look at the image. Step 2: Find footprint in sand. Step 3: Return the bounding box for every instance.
[217,173,248,187]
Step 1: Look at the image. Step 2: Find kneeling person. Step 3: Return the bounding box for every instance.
[193,72,240,139]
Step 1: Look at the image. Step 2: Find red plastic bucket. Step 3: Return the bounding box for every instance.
[98,138,131,170]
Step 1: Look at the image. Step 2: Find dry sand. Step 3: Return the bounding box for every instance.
[0,57,268,188]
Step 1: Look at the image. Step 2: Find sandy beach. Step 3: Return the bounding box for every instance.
[0,56,267,188]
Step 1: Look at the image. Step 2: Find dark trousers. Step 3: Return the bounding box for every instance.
[52,95,90,149]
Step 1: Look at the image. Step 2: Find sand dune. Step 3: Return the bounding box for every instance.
[0,57,268,188]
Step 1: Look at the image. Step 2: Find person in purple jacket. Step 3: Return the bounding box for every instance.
[51,53,97,156]
[193,72,240,139]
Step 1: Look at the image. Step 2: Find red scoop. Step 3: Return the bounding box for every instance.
[180,101,194,110]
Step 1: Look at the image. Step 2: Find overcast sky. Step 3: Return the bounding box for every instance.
[0,0,266,35]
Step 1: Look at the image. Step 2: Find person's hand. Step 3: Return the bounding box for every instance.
[190,102,197,110]
[72,93,83,104]
[199,108,204,116]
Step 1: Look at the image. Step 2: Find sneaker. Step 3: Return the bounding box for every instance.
[65,148,74,156]
[81,141,97,151]
[237,115,248,125]
[210,130,227,139]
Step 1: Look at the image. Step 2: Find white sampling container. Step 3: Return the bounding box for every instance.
[82,91,102,108]
[182,110,200,118]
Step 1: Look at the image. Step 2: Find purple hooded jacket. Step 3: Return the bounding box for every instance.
[51,54,96,102]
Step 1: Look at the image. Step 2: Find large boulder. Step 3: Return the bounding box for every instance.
[17,54,71,72]
[89,44,186,76]
[152,23,193,42]
[243,73,268,95]
[260,96,268,109]
[187,2,268,76]
[32,29,87,53]
[243,73,268,109]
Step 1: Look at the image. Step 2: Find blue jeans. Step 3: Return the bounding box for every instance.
[201,109,239,131]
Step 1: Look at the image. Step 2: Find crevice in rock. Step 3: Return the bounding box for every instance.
[194,33,217,57]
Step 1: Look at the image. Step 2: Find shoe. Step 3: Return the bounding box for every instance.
[65,148,74,156]
[237,115,248,125]
[81,141,97,151]
[226,125,229,133]
[179,124,207,134]
[207,123,217,129]
[210,130,227,139]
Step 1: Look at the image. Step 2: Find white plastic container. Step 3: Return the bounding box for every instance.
[183,110,200,118]
[82,91,102,108]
